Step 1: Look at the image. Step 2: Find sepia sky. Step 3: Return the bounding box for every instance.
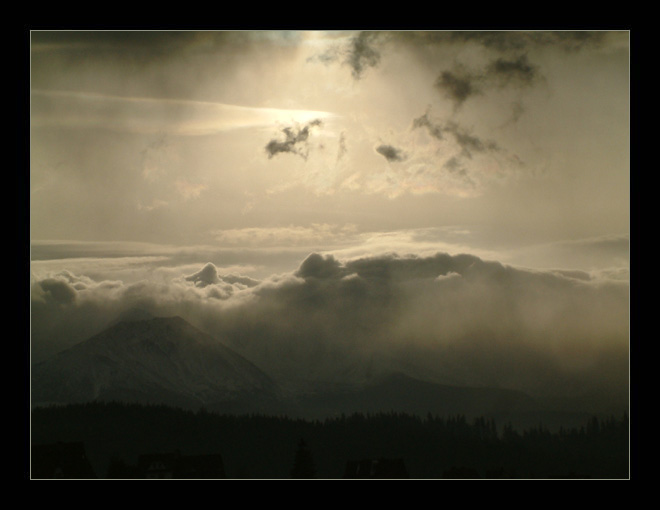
[30,30,630,407]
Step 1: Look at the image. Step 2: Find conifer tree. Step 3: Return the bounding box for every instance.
[290,438,316,479]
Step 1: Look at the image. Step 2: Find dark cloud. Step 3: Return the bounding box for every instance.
[30,31,293,62]
[435,68,482,107]
[38,278,77,305]
[344,32,382,80]
[412,110,444,140]
[443,157,475,188]
[32,31,202,55]
[30,31,302,103]
[530,31,609,52]
[265,119,323,160]
[376,144,406,162]
[443,157,462,171]
[336,132,348,162]
[309,31,615,93]
[447,31,532,52]
[435,54,541,109]
[226,252,627,400]
[411,110,500,160]
[383,32,614,111]
[395,30,610,54]
[487,54,539,87]
[394,31,534,53]
[307,32,383,79]
[443,122,500,159]
[508,100,526,124]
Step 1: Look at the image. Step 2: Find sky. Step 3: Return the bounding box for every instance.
[30,30,630,411]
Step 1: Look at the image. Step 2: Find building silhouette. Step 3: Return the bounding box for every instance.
[31,441,97,479]
[343,458,409,479]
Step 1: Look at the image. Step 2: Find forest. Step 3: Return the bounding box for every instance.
[30,402,628,479]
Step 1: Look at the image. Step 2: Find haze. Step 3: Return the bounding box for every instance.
[30,30,630,412]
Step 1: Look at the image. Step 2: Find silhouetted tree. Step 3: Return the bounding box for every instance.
[290,439,316,479]
[106,457,137,479]
[31,402,630,479]
[443,466,481,479]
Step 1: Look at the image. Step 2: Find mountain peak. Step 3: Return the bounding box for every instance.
[107,310,193,333]
[33,313,282,412]
[108,308,155,326]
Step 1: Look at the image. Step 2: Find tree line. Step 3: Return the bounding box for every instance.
[31,402,629,479]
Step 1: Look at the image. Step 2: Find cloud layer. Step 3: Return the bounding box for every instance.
[30,31,629,418]
[31,251,629,410]
[32,90,333,136]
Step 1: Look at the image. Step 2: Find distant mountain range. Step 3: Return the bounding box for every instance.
[32,314,547,422]
[294,372,539,419]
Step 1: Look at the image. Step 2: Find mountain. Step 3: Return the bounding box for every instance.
[106,307,156,326]
[31,316,284,414]
[31,315,551,425]
[292,372,540,422]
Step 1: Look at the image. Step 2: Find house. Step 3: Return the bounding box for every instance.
[31,441,97,479]
[343,458,409,479]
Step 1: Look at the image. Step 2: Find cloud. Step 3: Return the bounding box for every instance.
[140,133,171,182]
[306,31,616,112]
[31,251,629,410]
[506,100,526,125]
[184,262,262,289]
[433,54,541,109]
[442,122,500,159]
[31,31,302,66]
[443,157,475,188]
[344,31,382,80]
[31,90,333,136]
[265,119,323,160]
[36,277,78,305]
[175,179,208,200]
[409,109,507,188]
[185,262,221,287]
[412,110,500,158]
[307,31,384,80]
[212,223,359,248]
[375,144,407,162]
[486,54,539,87]
[509,234,630,273]
[293,108,519,198]
[411,110,444,140]
[394,30,612,54]
[296,253,345,279]
[435,68,482,107]
[220,274,261,288]
[308,31,616,85]
[336,131,348,162]
[435,271,461,281]
[137,199,169,212]
[307,45,343,65]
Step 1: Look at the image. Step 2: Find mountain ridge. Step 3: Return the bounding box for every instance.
[32,314,547,422]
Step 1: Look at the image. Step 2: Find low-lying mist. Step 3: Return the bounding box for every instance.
[31,251,629,410]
